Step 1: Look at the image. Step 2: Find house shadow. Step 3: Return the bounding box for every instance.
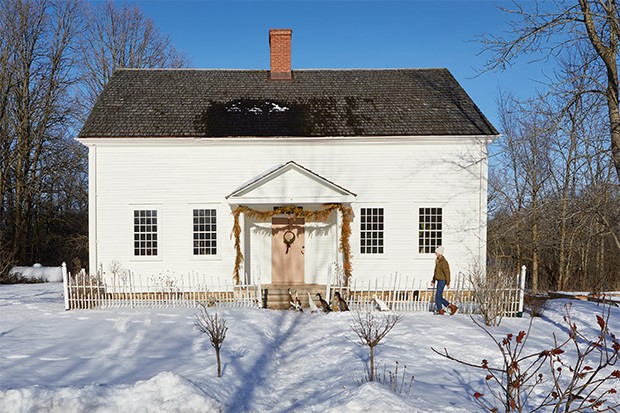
[223,311,305,412]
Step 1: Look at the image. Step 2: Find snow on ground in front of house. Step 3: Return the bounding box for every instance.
[0,283,619,412]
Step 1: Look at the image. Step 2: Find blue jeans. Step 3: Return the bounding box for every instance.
[435,279,450,311]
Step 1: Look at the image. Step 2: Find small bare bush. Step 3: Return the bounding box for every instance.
[350,310,403,382]
[70,257,83,279]
[468,260,516,326]
[0,271,45,284]
[195,302,228,378]
[524,294,547,318]
[107,260,125,285]
[370,361,415,396]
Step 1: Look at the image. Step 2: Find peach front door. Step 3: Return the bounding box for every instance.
[272,217,304,284]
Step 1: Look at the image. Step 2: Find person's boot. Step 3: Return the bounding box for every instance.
[448,304,458,315]
[436,309,445,315]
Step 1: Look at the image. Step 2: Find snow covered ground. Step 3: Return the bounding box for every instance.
[8,265,63,283]
[0,283,618,413]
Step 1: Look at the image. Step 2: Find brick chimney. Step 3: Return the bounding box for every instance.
[269,29,292,80]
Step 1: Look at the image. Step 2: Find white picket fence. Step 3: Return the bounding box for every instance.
[62,263,526,317]
[62,264,261,310]
[329,266,527,317]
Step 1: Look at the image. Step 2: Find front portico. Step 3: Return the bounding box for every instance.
[227,161,355,288]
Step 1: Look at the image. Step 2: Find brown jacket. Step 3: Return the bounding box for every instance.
[433,256,451,285]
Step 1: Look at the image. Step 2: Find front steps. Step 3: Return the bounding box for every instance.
[261,284,329,310]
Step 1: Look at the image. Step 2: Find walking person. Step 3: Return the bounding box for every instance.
[431,246,458,315]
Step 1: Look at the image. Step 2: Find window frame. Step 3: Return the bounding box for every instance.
[192,207,218,256]
[188,204,221,261]
[359,207,385,255]
[418,207,443,254]
[132,208,159,257]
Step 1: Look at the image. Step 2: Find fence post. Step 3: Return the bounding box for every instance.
[517,265,527,317]
[61,262,69,310]
[256,269,262,309]
[325,263,332,301]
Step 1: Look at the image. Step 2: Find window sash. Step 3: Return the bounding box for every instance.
[193,209,217,255]
[418,207,442,253]
[360,207,384,254]
[133,210,158,256]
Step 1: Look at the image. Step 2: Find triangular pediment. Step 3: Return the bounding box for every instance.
[226,161,356,204]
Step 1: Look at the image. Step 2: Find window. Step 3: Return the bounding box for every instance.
[134,210,158,256]
[193,209,217,255]
[360,207,384,254]
[419,207,442,253]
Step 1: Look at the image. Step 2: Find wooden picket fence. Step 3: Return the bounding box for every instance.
[62,264,261,310]
[62,263,526,317]
[329,266,527,317]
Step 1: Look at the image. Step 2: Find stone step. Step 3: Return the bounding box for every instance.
[262,284,328,310]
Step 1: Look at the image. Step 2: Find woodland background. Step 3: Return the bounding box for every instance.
[0,0,618,292]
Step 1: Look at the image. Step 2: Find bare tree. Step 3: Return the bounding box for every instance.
[350,310,403,382]
[0,0,190,272]
[0,230,16,281]
[480,0,620,182]
[77,0,189,114]
[195,303,228,378]
[491,92,554,291]
[542,47,617,291]
[488,46,620,293]
[0,0,83,266]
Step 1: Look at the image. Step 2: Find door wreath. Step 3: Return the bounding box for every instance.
[283,230,296,246]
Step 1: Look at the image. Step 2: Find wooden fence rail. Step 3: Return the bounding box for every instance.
[62,263,526,317]
[62,265,261,310]
[329,266,527,317]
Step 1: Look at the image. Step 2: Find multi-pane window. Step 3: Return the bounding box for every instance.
[193,209,217,255]
[134,210,158,256]
[360,207,384,254]
[419,207,442,253]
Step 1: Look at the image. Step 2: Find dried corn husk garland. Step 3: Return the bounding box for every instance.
[231,204,353,285]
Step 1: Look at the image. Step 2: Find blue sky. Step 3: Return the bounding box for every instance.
[131,0,551,131]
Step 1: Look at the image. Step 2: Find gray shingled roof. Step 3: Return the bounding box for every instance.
[79,68,498,138]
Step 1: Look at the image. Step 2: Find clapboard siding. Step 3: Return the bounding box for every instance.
[87,136,487,287]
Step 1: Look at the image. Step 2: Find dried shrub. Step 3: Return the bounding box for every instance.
[350,310,403,382]
[468,260,517,326]
[366,361,414,396]
[0,271,46,284]
[433,304,620,412]
[524,294,547,318]
[195,302,228,378]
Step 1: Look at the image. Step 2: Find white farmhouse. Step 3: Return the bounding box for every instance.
[78,29,498,306]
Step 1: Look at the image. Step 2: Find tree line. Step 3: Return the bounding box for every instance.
[0,0,187,277]
[485,1,620,292]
